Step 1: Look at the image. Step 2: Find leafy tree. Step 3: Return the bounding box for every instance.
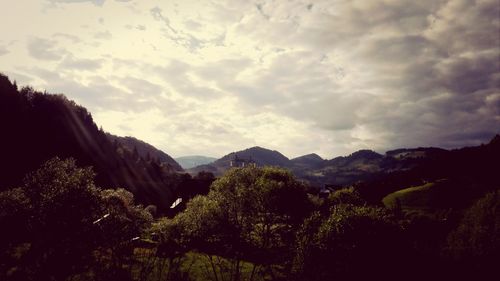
[327,187,366,206]
[444,191,500,278]
[0,157,152,281]
[160,167,311,281]
[292,204,408,281]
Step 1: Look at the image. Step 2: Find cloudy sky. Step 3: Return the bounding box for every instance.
[0,0,498,159]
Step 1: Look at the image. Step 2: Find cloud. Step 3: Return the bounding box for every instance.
[48,0,105,6]
[27,37,67,61]
[94,30,112,39]
[150,6,212,52]
[119,76,163,98]
[153,60,223,100]
[52,33,82,43]
[0,45,8,56]
[220,0,499,151]
[1,0,499,158]
[59,55,102,71]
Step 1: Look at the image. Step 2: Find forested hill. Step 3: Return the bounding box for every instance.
[356,135,500,205]
[106,134,183,172]
[0,74,180,210]
[188,146,291,175]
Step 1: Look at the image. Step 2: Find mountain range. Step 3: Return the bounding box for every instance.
[1,72,498,213]
[175,156,217,169]
[188,141,498,193]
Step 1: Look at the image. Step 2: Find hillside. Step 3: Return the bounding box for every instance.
[175,155,217,169]
[188,146,291,175]
[357,136,500,205]
[107,134,183,171]
[0,74,181,210]
[290,153,324,167]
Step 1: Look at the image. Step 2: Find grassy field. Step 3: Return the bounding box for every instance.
[132,249,271,281]
[382,182,440,214]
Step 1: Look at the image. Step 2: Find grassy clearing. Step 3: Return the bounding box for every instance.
[382,182,438,213]
[132,249,269,281]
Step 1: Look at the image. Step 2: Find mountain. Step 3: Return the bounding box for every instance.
[188,146,291,175]
[290,153,324,166]
[289,153,325,176]
[215,146,290,166]
[0,74,181,211]
[188,141,498,192]
[188,146,394,186]
[175,156,217,169]
[290,149,383,187]
[107,134,183,171]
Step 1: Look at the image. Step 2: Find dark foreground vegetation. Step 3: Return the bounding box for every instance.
[1,158,499,281]
[0,74,499,280]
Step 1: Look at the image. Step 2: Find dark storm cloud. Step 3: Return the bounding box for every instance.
[438,55,498,96]
[222,0,499,150]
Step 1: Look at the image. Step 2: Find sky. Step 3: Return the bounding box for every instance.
[0,0,498,159]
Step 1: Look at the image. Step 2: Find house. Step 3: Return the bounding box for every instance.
[229,154,256,168]
[319,184,342,198]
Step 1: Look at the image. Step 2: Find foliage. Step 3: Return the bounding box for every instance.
[0,157,152,281]
[157,167,311,280]
[444,191,500,277]
[327,187,366,206]
[292,204,407,281]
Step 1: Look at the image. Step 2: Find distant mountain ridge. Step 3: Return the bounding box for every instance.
[188,143,498,188]
[291,153,324,164]
[188,146,292,175]
[216,146,291,167]
[175,156,217,169]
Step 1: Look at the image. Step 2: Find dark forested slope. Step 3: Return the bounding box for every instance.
[106,134,183,171]
[0,74,180,210]
[356,136,500,205]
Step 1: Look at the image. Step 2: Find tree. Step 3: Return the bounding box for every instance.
[444,191,500,278]
[327,187,366,206]
[0,157,152,281]
[292,204,408,281]
[161,167,311,281]
[132,146,139,161]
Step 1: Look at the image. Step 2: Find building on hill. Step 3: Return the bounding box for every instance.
[229,154,256,168]
[319,184,343,198]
